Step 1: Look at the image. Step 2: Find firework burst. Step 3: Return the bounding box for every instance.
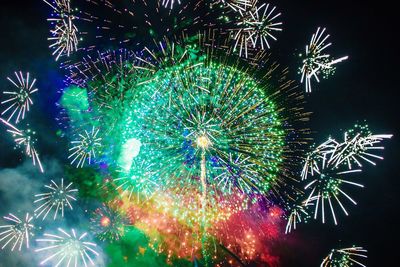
[34,178,78,220]
[68,126,102,168]
[329,124,393,170]
[321,246,367,267]
[231,2,282,58]
[285,200,311,234]
[299,27,348,92]
[123,49,286,200]
[36,228,100,267]
[0,118,44,172]
[1,71,38,123]
[90,205,128,242]
[0,213,35,251]
[43,0,79,61]
[304,162,363,225]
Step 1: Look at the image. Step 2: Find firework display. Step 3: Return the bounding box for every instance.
[0,213,35,251]
[34,179,78,220]
[299,27,348,92]
[321,246,368,267]
[0,0,393,266]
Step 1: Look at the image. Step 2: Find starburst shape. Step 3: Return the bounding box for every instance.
[34,178,78,220]
[68,126,102,168]
[0,213,35,251]
[1,71,38,123]
[299,27,348,92]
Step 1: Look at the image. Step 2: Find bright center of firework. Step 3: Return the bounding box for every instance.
[196,135,211,149]
[100,216,111,227]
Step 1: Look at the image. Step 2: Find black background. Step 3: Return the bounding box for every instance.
[0,1,398,266]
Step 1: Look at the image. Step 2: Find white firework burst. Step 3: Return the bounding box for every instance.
[34,178,78,220]
[0,118,44,172]
[36,228,99,267]
[329,126,392,170]
[44,0,79,61]
[304,156,363,225]
[0,213,35,251]
[68,126,102,168]
[321,246,367,267]
[233,3,282,57]
[299,27,348,92]
[1,71,38,123]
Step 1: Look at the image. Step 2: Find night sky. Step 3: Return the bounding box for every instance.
[0,1,398,266]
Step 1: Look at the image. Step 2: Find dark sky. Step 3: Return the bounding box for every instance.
[0,0,398,266]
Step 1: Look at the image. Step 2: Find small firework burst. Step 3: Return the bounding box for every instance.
[0,118,44,172]
[34,178,78,220]
[329,124,393,169]
[304,159,363,225]
[321,246,367,267]
[0,213,35,251]
[90,205,128,242]
[36,228,99,267]
[232,2,282,57]
[43,0,79,61]
[301,124,392,225]
[68,126,102,168]
[1,71,38,123]
[299,27,348,92]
